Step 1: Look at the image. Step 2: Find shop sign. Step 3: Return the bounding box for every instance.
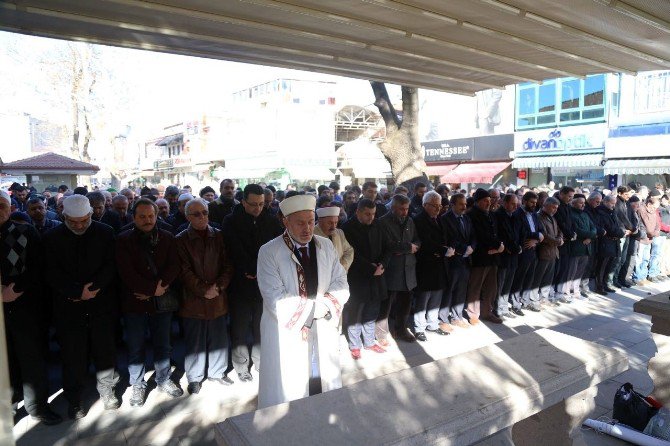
[154,158,173,170]
[514,124,606,155]
[422,138,473,162]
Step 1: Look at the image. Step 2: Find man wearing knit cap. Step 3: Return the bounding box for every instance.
[1,191,63,425]
[466,188,504,324]
[42,194,120,419]
[256,194,349,408]
[314,205,354,271]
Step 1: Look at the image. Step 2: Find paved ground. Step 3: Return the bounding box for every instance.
[12,279,670,446]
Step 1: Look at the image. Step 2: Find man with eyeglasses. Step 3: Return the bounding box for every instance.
[116,198,182,407]
[42,194,120,419]
[223,184,283,382]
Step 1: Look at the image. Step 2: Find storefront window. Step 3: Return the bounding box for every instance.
[515,75,606,130]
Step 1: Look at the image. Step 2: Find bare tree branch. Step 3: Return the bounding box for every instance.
[370,81,402,131]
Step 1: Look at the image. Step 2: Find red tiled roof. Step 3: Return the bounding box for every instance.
[0,152,100,172]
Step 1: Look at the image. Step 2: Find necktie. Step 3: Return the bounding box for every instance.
[457,216,465,231]
[299,246,309,261]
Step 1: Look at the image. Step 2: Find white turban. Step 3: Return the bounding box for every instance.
[0,190,10,205]
[279,194,316,216]
[63,195,92,218]
[178,193,194,202]
[316,206,340,218]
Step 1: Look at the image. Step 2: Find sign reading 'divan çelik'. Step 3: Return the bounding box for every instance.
[422,138,473,162]
[514,124,607,155]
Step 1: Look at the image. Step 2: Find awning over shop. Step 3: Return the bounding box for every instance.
[512,154,603,169]
[604,158,670,176]
[156,134,183,146]
[287,166,336,180]
[424,164,459,177]
[442,162,510,184]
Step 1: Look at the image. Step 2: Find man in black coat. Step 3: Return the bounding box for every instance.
[613,186,635,286]
[376,194,420,343]
[466,189,504,324]
[623,196,643,284]
[208,178,238,226]
[43,195,120,419]
[359,181,387,220]
[87,191,121,233]
[552,186,576,297]
[342,198,391,357]
[440,193,475,329]
[494,194,522,319]
[222,184,283,381]
[1,191,62,425]
[510,191,544,313]
[584,192,605,297]
[593,195,626,294]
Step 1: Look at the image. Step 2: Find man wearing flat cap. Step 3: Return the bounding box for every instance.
[313,205,354,271]
[42,194,120,419]
[256,194,349,408]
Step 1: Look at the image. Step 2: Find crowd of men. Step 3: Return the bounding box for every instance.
[1,178,670,425]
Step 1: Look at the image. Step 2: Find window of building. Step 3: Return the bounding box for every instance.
[515,74,606,130]
[634,71,670,113]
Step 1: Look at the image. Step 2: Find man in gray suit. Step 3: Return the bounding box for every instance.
[376,194,420,343]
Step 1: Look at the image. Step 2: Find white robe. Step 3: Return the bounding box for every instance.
[256,234,350,409]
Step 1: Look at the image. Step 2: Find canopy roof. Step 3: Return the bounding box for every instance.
[0,152,100,175]
[2,1,670,94]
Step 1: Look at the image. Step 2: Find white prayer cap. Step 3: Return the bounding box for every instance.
[63,194,92,218]
[0,190,10,205]
[178,193,194,202]
[279,194,316,216]
[316,206,340,218]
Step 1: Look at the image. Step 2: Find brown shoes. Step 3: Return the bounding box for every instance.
[469,317,480,326]
[438,322,454,333]
[452,319,470,329]
[482,314,503,324]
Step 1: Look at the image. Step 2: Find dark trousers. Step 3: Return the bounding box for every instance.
[496,263,517,315]
[56,312,119,404]
[623,239,639,281]
[6,307,49,415]
[440,262,470,322]
[553,245,571,292]
[466,265,497,319]
[230,295,262,374]
[613,237,630,282]
[376,290,412,340]
[511,255,536,309]
[183,315,229,383]
[535,258,557,301]
[124,312,173,388]
[345,298,381,349]
[595,256,617,290]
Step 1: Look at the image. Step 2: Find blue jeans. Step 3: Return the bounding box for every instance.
[648,236,664,278]
[633,243,652,282]
[125,312,173,388]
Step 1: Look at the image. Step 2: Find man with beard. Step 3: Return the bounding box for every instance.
[223,184,283,382]
[342,198,391,356]
[494,194,522,319]
[256,194,349,408]
[1,191,62,425]
[409,182,427,217]
[466,189,504,324]
[156,198,170,221]
[116,198,182,406]
[510,192,544,313]
[313,206,354,271]
[87,191,121,233]
[26,196,61,235]
[593,195,625,295]
[536,197,563,305]
[43,195,120,419]
[488,188,501,212]
[376,194,420,343]
[552,186,576,301]
[613,186,635,286]
[112,194,133,227]
[583,192,604,297]
[565,195,597,300]
[208,179,238,225]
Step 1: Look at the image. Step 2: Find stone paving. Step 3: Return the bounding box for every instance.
[12,280,670,446]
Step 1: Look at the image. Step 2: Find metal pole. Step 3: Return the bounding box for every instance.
[0,289,16,446]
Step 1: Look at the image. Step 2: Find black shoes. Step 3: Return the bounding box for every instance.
[68,404,87,420]
[604,286,617,293]
[157,380,184,398]
[594,289,608,296]
[511,308,525,317]
[238,371,253,382]
[415,332,427,342]
[426,327,450,336]
[129,385,146,407]
[187,382,201,395]
[31,408,63,426]
[208,376,234,386]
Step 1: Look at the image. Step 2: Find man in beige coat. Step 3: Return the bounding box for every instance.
[314,206,354,271]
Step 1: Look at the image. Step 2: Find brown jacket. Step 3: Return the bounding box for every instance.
[176,225,234,320]
[638,204,660,245]
[116,227,181,314]
[537,210,563,260]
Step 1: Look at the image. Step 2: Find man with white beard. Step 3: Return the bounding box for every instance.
[256,194,349,409]
[42,194,120,420]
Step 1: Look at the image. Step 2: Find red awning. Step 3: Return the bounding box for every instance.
[424,163,458,177]
[442,162,511,184]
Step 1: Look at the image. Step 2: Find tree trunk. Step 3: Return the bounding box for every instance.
[370,82,428,189]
